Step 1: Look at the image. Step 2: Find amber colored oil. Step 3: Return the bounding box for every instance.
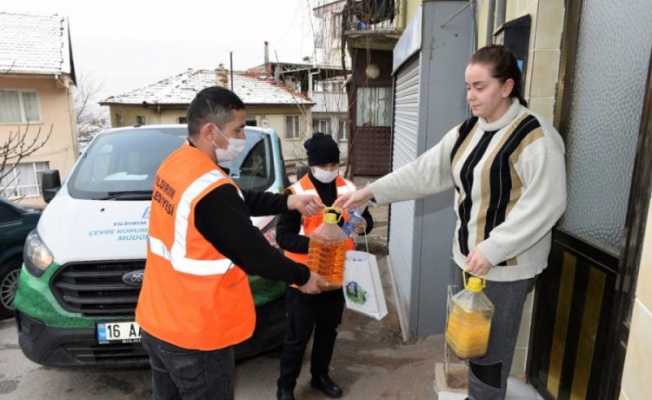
[306,239,348,290]
[446,305,492,359]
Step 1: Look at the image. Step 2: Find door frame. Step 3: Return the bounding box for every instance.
[530,0,652,397]
[600,48,652,398]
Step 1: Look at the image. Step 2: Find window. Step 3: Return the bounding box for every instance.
[0,162,50,198]
[0,90,41,123]
[230,134,273,191]
[136,116,146,125]
[116,113,124,126]
[312,118,330,134]
[246,115,258,126]
[356,87,393,127]
[338,120,347,141]
[285,115,301,139]
[178,116,187,124]
[332,15,342,38]
[314,31,323,48]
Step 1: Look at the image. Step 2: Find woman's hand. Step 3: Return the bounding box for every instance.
[333,187,374,210]
[465,247,493,277]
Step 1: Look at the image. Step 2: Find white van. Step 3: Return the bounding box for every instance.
[14,124,291,367]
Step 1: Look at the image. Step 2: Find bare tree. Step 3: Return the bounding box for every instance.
[0,124,53,197]
[74,73,108,149]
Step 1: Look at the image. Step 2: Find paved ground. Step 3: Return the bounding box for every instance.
[235,203,445,399]
[0,202,450,399]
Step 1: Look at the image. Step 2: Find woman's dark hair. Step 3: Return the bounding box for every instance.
[186,86,245,137]
[469,44,527,107]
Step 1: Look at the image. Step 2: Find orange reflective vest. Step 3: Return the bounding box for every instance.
[135,143,255,351]
[284,175,357,265]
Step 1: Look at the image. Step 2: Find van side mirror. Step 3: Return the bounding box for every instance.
[41,169,61,204]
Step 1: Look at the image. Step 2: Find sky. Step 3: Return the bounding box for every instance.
[5,0,316,100]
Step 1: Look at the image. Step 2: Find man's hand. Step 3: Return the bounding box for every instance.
[465,247,493,277]
[298,272,328,294]
[332,187,374,210]
[287,194,324,216]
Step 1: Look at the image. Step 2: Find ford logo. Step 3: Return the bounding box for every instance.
[122,270,145,286]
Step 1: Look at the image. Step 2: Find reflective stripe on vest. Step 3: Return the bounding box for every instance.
[291,178,356,196]
[148,169,244,276]
[289,185,316,196]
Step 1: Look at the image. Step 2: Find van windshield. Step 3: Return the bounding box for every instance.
[67,126,276,200]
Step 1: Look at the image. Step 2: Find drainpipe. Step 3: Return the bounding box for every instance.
[56,74,80,158]
[486,0,496,45]
[495,0,506,32]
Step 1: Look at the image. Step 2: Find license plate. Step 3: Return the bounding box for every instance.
[97,321,142,344]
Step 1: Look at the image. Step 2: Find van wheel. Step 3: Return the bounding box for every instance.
[0,258,22,319]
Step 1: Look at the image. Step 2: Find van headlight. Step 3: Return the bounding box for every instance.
[23,230,54,277]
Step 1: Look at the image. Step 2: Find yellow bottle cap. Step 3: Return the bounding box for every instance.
[466,277,484,293]
[324,212,338,224]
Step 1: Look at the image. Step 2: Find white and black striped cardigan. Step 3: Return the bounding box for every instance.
[369,99,567,282]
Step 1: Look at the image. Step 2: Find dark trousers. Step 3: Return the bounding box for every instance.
[454,271,535,400]
[277,287,344,390]
[141,330,235,400]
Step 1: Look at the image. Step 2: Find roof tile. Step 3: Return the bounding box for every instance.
[101,69,313,106]
[0,11,71,75]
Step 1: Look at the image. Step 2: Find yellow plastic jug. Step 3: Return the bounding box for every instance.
[446,273,494,359]
[306,207,348,290]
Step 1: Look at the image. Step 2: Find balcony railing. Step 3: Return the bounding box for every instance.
[344,0,406,36]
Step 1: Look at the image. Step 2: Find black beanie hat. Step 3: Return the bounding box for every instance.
[304,132,340,166]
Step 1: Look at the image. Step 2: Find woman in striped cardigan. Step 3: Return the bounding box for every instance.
[335,45,567,400]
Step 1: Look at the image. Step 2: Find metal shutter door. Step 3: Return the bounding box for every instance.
[388,55,420,321]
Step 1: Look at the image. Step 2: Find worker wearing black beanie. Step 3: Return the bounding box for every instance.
[275,132,374,400]
[304,132,340,166]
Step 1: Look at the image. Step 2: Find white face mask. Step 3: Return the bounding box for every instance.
[312,167,339,184]
[211,125,247,162]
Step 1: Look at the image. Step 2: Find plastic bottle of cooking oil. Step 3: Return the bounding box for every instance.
[306,207,348,290]
[446,273,494,359]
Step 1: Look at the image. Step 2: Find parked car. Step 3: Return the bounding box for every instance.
[13,124,291,367]
[0,197,41,319]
